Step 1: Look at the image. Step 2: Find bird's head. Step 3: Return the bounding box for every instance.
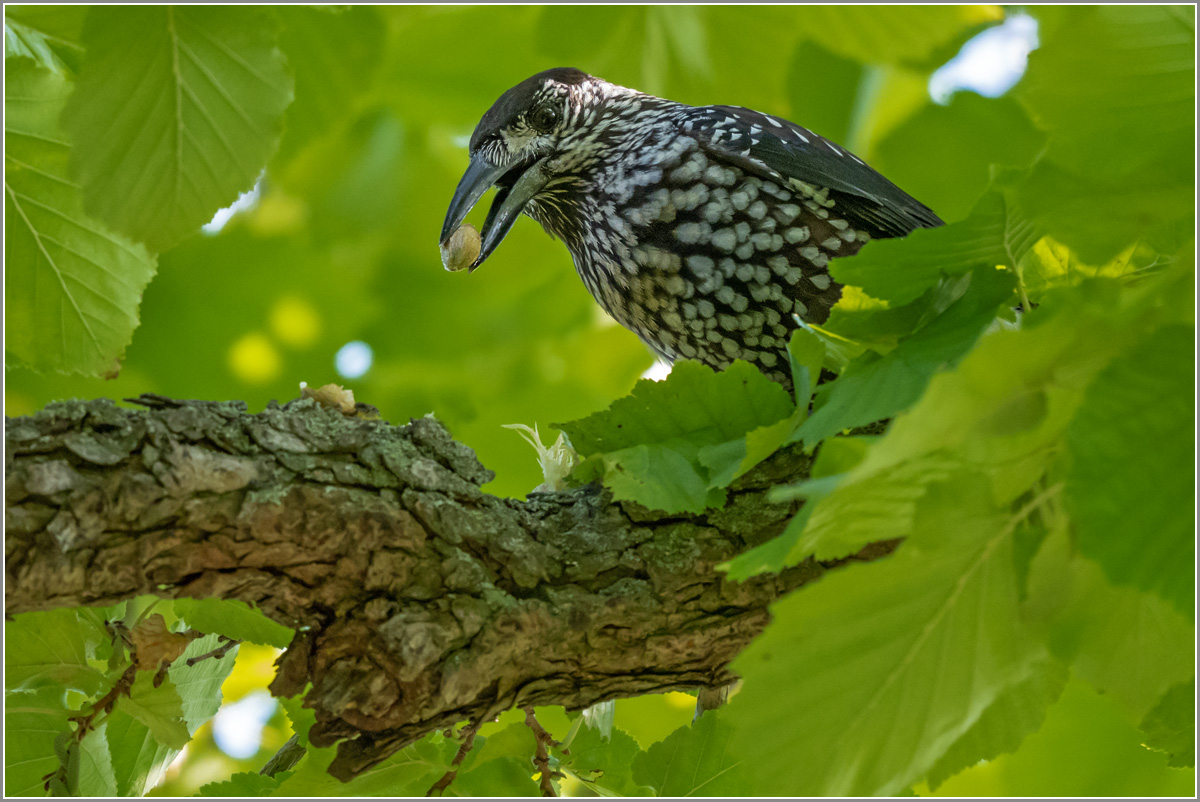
[440,67,609,271]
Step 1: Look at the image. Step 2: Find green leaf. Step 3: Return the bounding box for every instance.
[810,435,874,479]
[559,360,794,513]
[168,633,241,734]
[789,453,959,562]
[104,709,177,797]
[1014,6,1195,264]
[4,6,84,74]
[534,7,715,103]
[794,6,1002,66]
[830,191,1035,306]
[1065,325,1195,619]
[934,674,1196,796]
[926,659,1069,789]
[451,722,540,796]
[5,17,69,74]
[632,713,747,797]
[5,608,109,695]
[280,692,316,748]
[5,59,158,376]
[728,476,1046,796]
[62,6,294,251]
[561,359,793,454]
[874,93,1045,223]
[75,723,118,797]
[786,40,865,147]
[1019,6,1193,182]
[113,673,190,750]
[4,686,72,797]
[580,443,714,515]
[1139,681,1195,769]
[273,732,455,797]
[795,265,1017,446]
[787,326,826,406]
[174,597,295,648]
[562,725,649,797]
[841,275,1168,488]
[272,6,384,169]
[1013,160,1195,267]
[197,771,281,797]
[450,756,540,797]
[1024,527,1195,723]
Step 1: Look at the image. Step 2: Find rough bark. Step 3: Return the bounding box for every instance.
[4,394,882,780]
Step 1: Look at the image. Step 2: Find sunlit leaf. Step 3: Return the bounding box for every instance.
[4,608,109,695]
[5,60,157,376]
[560,359,794,513]
[62,6,293,250]
[563,725,650,797]
[830,190,1036,306]
[729,477,1047,796]
[926,659,1068,789]
[1019,6,1193,181]
[793,6,1002,67]
[175,598,295,649]
[75,723,118,797]
[169,634,241,735]
[4,686,71,797]
[795,264,1016,446]
[1014,6,1194,263]
[113,673,190,750]
[632,713,747,797]
[105,709,177,797]
[3,5,85,73]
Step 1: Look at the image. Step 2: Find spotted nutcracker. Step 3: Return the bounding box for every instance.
[441,68,943,387]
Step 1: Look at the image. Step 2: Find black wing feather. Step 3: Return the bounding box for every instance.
[679,105,944,239]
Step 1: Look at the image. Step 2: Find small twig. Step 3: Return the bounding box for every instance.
[524,707,564,797]
[185,635,240,666]
[68,664,137,741]
[426,721,480,796]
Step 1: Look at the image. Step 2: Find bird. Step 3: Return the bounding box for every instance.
[441,67,943,388]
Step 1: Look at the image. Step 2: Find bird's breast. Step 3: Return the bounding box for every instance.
[538,134,871,385]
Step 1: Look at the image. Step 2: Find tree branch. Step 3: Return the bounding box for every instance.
[5,394,885,780]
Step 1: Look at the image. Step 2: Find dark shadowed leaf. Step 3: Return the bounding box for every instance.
[1065,326,1194,619]
[1139,681,1195,769]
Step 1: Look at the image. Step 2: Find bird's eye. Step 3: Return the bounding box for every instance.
[527,103,560,133]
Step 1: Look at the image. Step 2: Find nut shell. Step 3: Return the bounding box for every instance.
[440,223,481,272]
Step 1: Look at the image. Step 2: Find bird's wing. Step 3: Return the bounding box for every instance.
[679,104,943,238]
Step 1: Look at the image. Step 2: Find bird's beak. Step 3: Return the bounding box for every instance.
[440,152,552,272]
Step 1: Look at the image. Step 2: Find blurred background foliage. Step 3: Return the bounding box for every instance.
[7,3,1048,499]
[5,4,1195,797]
